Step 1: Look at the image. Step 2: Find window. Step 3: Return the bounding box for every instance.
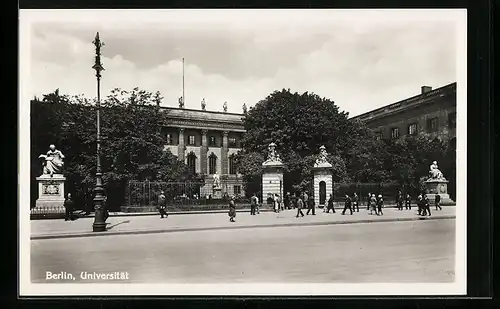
[209,136,216,146]
[229,155,237,175]
[209,153,217,175]
[375,132,382,140]
[233,185,241,195]
[408,123,417,135]
[427,117,439,132]
[166,133,173,145]
[391,127,400,139]
[187,153,196,174]
[188,135,195,145]
[448,112,456,129]
[228,137,237,147]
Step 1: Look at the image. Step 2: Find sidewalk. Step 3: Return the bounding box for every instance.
[30,207,456,240]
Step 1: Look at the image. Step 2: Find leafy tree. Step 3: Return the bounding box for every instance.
[31,88,196,211]
[238,89,354,195]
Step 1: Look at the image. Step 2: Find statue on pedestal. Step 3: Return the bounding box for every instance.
[38,144,65,177]
[213,172,221,188]
[178,96,184,108]
[223,101,228,112]
[201,98,206,110]
[428,161,446,180]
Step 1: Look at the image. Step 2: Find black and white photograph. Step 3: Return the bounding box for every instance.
[19,9,467,296]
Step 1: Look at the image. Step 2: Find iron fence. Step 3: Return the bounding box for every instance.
[333,182,417,204]
[125,180,248,207]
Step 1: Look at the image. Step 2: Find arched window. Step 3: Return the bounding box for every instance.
[187,152,196,174]
[208,153,217,175]
[229,154,236,175]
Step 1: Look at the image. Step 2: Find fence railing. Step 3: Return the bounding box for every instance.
[125,180,248,207]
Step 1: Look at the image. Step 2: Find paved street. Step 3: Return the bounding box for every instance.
[31,206,456,238]
[31,218,455,283]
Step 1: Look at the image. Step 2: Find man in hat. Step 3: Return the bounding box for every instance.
[296,193,305,218]
[250,193,257,215]
[326,194,335,213]
[306,192,316,215]
[435,193,442,211]
[228,195,236,222]
[158,190,167,219]
[342,194,353,215]
[63,193,75,221]
[376,194,384,215]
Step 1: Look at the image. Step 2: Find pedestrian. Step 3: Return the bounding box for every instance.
[295,193,305,217]
[396,191,404,211]
[306,192,316,215]
[405,193,411,210]
[274,194,280,213]
[367,192,371,210]
[435,194,442,211]
[284,192,290,210]
[352,192,359,212]
[250,193,257,215]
[64,193,74,221]
[369,193,378,215]
[326,194,335,213]
[228,195,236,222]
[158,190,168,219]
[422,194,431,216]
[103,196,109,221]
[417,193,423,215]
[377,194,384,215]
[342,194,353,215]
[255,193,260,214]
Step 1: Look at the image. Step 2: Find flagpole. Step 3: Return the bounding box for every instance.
[182,58,185,105]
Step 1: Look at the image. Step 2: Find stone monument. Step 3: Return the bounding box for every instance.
[212,171,222,199]
[262,142,284,205]
[32,144,67,217]
[424,160,455,205]
[312,145,333,208]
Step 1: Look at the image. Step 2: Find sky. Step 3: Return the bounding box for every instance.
[20,9,465,117]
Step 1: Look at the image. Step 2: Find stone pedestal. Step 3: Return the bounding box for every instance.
[213,187,222,199]
[424,179,455,206]
[262,163,284,205]
[32,174,66,216]
[313,166,333,208]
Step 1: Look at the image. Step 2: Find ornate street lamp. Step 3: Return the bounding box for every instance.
[92,32,106,232]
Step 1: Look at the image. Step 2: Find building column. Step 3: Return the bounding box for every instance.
[178,128,185,161]
[201,129,208,174]
[221,131,229,175]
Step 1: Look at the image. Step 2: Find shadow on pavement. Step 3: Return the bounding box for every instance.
[107,220,131,230]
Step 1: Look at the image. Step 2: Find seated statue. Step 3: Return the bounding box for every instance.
[39,144,65,176]
[428,161,445,180]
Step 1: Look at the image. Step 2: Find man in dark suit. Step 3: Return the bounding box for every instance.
[422,194,431,216]
[326,194,335,213]
[64,193,75,221]
[435,194,442,211]
[158,191,168,218]
[296,193,305,218]
[250,193,257,215]
[342,194,353,215]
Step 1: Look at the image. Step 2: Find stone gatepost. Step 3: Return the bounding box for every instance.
[312,145,333,208]
[262,142,284,204]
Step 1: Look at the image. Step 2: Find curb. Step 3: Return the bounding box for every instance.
[31,215,456,240]
[62,205,456,219]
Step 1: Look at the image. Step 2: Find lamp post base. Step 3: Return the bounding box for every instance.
[92,208,107,232]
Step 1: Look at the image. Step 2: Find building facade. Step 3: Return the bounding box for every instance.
[161,106,246,197]
[351,82,457,149]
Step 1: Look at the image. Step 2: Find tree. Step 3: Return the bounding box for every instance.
[238,89,355,195]
[30,88,196,211]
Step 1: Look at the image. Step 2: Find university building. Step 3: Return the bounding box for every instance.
[161,104,246,197]
[351,82,457,149]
